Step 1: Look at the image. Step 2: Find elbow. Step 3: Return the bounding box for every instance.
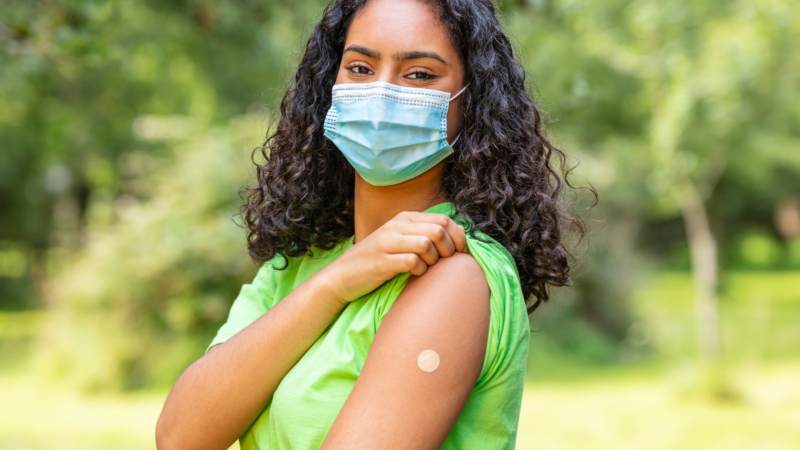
[155,358,227,450]
[155,413,179,450]
[155,408,194,450]
[156,407,229,450]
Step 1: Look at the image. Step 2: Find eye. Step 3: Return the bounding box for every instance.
[407,71,437,80]
[346,64,373,75]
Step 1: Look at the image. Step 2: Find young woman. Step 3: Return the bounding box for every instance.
[156,0,588,449]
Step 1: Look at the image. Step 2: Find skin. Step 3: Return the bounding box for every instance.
[155,1,490,449]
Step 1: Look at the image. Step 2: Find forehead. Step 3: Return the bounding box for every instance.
[345,0,457,59]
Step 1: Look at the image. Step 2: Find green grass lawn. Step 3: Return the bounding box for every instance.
[0,375,170,450]
[2,363,798,450]
[1,271,798,449]
[518,362,800,449]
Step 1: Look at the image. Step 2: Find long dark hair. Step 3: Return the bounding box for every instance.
[240,0,596,314]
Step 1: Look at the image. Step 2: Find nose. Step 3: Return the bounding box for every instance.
[374,61,403,86]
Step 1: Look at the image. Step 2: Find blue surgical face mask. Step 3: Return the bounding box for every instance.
[323,81,467,186]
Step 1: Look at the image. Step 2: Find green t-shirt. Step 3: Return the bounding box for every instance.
[208,201,530,449]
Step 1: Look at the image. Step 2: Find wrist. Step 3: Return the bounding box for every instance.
[310,263,351,308]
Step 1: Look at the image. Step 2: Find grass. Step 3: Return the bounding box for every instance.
[517,362,800,449]
[2,364,798,450]
[1,270,798,449]
[0,375,167,450]
[0,373,241,450]
[515,270,800,449]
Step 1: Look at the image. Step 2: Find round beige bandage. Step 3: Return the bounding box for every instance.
[417,349,440,373]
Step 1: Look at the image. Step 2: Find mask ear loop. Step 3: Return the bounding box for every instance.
[447,84,469,147]
[449,84,469,102]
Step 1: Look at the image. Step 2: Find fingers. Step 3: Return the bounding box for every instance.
[383,234,440,266]
[387,253,428,276]
[398,211,468,254]
[374,211,468,276]
[391,221,455,259]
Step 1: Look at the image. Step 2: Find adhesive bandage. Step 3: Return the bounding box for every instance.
[417,349,440,373]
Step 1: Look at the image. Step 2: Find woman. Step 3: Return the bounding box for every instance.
[156,0,589,449]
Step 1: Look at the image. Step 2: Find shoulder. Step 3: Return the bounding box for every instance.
[373,252,490,388]
[393,252,490,331]
[416,252,489,297]
[432,251,485,276]
[463,228,518,274]
[460,228,525,312]
[452,227,531,386]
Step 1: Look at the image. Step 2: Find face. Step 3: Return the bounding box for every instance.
[336,0,465,144]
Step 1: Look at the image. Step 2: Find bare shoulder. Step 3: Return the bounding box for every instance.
[421,251,487,287]
[389,251,490,338]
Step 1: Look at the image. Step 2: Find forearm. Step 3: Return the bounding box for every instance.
[156,266,346,450]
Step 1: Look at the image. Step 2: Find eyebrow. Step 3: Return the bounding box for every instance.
[394,50,447,65]
[344,45,380,59]
[343,45,447,65]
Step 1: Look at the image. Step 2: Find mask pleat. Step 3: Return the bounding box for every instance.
[323,81,460,186]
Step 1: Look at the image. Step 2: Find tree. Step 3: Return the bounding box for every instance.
[508,0,800,365]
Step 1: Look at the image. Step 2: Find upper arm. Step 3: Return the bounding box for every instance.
[321,252,490,450]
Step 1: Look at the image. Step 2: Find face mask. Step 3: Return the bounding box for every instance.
[323,81,467,186]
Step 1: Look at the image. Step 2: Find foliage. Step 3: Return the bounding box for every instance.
[2,0,799,389]
[37,115,261,390]
[509,0,800,245]
[0,0,324,308]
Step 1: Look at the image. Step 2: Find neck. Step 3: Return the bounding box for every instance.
[353,162,449,244]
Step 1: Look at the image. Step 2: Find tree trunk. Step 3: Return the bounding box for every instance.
[680,181,719,362]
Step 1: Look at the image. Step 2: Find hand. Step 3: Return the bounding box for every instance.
[321,211,468,304]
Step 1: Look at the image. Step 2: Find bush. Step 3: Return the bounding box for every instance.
[37,115,261,390]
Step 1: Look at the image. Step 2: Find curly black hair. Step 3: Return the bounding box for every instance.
[240,0,596,314]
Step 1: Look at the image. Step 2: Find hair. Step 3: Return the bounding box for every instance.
[240,0,596,314]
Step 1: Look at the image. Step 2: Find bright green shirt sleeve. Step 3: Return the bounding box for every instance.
[206,258,279,352]
[441,226,530,449]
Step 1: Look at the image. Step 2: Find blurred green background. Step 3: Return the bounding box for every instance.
[1,0,799,449]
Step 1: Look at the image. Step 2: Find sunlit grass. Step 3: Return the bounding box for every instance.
[2,364,797,450]
[0,374,239,450]
[0,375,163,450]
[516,270,800,449]
[517,362,800,450]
